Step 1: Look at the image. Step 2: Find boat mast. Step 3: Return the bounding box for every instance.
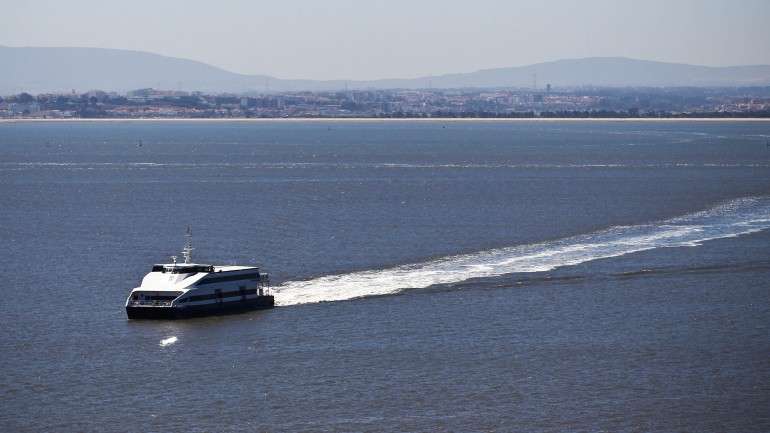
[182,225,194,264]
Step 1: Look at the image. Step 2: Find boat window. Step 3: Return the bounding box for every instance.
[166,265,214,274]
[133,292,184,301]
[151,265,214,274]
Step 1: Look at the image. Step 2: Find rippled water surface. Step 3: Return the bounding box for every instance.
[1,120,770,432]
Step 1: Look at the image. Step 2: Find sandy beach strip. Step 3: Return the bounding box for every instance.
[2,117,770,124]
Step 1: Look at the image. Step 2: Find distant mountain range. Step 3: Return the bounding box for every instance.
[2,45,770,94]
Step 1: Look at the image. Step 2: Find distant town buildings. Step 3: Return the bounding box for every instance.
[1,87,769,119]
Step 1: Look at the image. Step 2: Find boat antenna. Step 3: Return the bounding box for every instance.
[182,225,194,264]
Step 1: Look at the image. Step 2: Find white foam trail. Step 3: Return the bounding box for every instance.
[4,162,770,170]
[274,196,770,306]
[159,336,178,347]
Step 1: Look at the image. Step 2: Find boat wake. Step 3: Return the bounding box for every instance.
[5,161,770,170]
[274,196,770,306]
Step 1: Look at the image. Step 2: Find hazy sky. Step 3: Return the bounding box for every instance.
[2,0,769,80]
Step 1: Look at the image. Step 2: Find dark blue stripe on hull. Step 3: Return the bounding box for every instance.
[126,296,274,320]
[197,273,259,285]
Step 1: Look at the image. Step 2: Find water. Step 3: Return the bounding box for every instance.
[1,120,770,432]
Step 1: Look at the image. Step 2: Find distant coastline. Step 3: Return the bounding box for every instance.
[3,117,770,123]
[3,87,769,121]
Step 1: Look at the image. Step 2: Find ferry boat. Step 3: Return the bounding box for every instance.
[125,228,274,319]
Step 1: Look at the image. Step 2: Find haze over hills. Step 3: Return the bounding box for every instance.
[2,45,770,94]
